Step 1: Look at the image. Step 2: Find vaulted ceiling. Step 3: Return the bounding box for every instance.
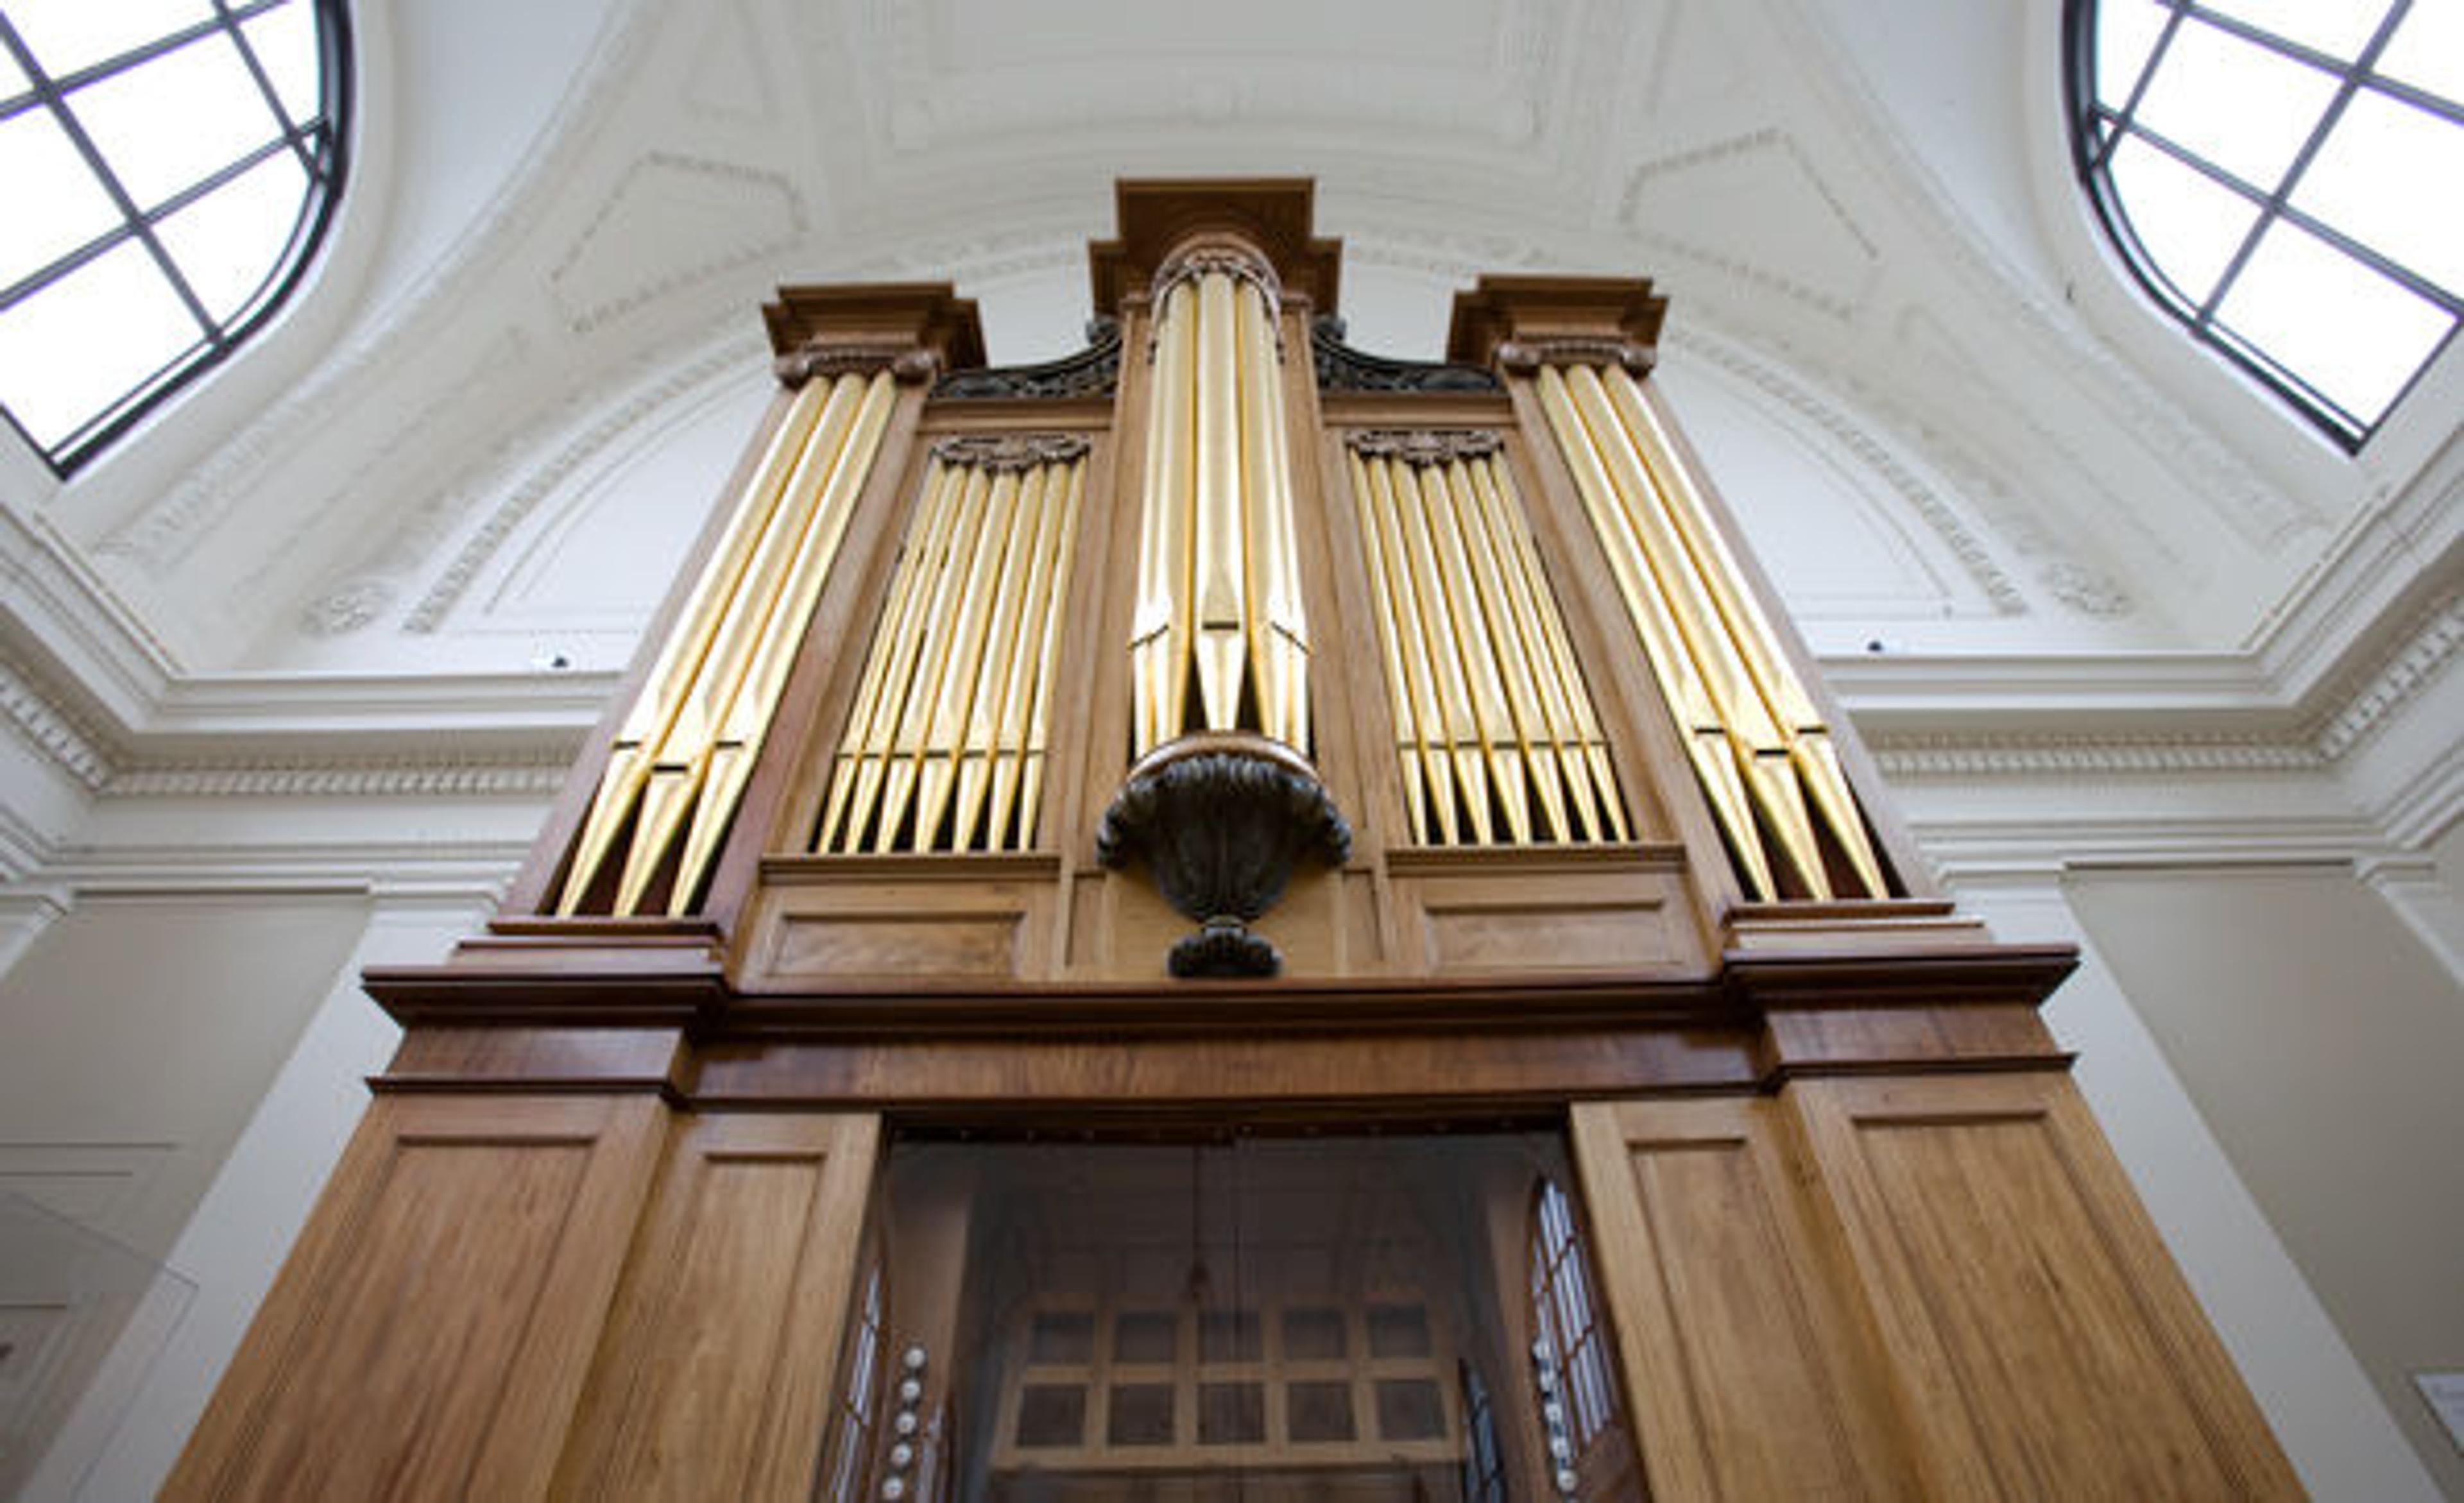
[3,0,2455,765]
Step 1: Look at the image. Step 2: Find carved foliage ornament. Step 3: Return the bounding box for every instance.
[1150,245,1283,318]
[933,316,1122,401]
[1095,732,1351,978]
[1345,429,1506,466]
[1312,316,1502,395]
[928,432,1091,474]
[773,343,942,389]
[1496,337,1656,375]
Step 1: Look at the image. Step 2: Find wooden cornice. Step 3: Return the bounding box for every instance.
[1088,178,1342,316]
[1446,274,1670,369]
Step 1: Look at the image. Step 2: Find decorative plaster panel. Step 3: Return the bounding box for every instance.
[547,153,809,335]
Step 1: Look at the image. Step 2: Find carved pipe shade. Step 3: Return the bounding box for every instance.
[1346,432,1628,847]
[1532,361,1888,901]
[558,370,899,915]
[1131,266,1312,760]
[815,436,1088,855]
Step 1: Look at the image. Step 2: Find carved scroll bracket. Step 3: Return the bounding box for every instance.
[774,343,943,389]
[1346,429,1507,466]
[1095,732,1351,978]
[928,433,1091,473]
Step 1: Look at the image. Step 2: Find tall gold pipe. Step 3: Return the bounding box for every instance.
[1016,458,1084,849]
[1416,461,1531,843]
[952,465,1048,851]
[991,459,1068,849]
[1442,458,1564,841]
[1562,364,1828,897]
[1241,287,1310,749]
[821,459,957,851]
[1365,455,1458,843]
[1348,452,1431,845]
[826,459,965,853]
[558,375,845,913]
[668,371,896,911]
[914,467,1022,849]
[1463,455,1593,841]
[612,373,871,913]
[1131,282,1197,756]
[877,465,995,852]
[1537,366,1772,894]
[1604,368,1887,896]
[1191,273,1248,733]
[1389,454,1493,843]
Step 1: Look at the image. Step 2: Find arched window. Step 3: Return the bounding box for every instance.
[2068,0,2461,446]
[1528,1178,1637,1498]
[820,1247,888,1502]
[0,0,349,473]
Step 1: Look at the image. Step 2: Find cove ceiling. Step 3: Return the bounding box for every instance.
[13,0,2457,693]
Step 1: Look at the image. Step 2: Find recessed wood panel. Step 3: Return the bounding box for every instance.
[553,1114,880,1502]
[1570,1100,1918,1503]
[1423,898,1672,972]
[773,911,1024,976]
[165,1096,667,1503]
[1789,1075,2302,1501]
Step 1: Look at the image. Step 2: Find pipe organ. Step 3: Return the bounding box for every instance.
[167,183,2303,1502]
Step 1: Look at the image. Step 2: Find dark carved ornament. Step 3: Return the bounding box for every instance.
[1312,316,1502,394]
[774,343,943,389]
[928,432,1093,473]
[1494,336,1656,375]
[1151,244,1284,317]
[1345,429,1506,466]
[1095,733,1352,979]
[933,317,1122,401]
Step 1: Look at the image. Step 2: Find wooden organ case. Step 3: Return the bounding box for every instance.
[166,183,2303,1501]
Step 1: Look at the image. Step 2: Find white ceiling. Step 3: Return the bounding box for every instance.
[6,0,2456,703]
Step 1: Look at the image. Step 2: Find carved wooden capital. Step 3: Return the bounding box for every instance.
[1494,337,1657,375]
[1346,429,1507,466]
[928,432,1092,473]
[773,343,945,389]
[1151,243,1283,317]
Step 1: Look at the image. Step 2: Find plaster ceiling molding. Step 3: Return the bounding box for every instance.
[1663,324,2026,616]
[90,0,671,582]
[103,753,573,801]
[1867,732,2328,779]
[680,0,778,127]
[404,333,766,636]
[1770,0,2322,557]
[297,581,398,639]
[1620,130,1881,323]
[1636,0,1745,123]
[2309,591,2464,761]
[547,153,810,336]
[223,329,535,612]
[0,647,117,792]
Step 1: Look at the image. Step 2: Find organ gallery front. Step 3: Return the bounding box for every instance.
[166,182,2302,1501]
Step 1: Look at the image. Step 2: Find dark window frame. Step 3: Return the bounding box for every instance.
[0,0,352,475]
[2064,0,2461,448]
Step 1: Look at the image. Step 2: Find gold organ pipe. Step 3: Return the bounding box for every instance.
[1536,365,1774,896]
[558,375,845,913]
[1348,452,1431,845]
[667,371,896,912]
[1191,272,1248,733]
[1562,362,1827,897]
[1441,457,1564,842]
[914,467,1023,848]
[876,465,995,851]
[1467,456,1627,841]
[1602,368,1887,897]
[1015,458,1084,848]
[952,464,1048,851]
[819,450,1086,856]
[1239,285,1309,749]
[1131,281,1198,756]
[1364,455,1459,843]
[821,459,958,851]
[1416,460,1532,843]
[1387,454,1493,843]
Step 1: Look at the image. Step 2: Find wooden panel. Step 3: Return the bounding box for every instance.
[165,1096,666,1502]
[773,912,1023,976]
[1787,1074,2302,1500]
[1570,1099,1919,1502]
[554,1113,880,1501]
[1424,897,1673,972]
[1392,853,1700,978]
